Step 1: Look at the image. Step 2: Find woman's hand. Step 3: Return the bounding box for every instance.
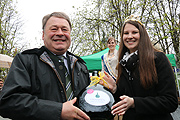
[99,71,117,93]
[111,95,135,116]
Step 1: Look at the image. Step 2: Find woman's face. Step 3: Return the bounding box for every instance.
[123,23,140,53]
[107,39,116,51]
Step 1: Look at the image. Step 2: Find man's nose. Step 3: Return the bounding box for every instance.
[56,28,64,35]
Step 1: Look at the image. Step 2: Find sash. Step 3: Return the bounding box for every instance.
[101,51,118,80]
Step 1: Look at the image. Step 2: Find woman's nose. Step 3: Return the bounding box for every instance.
[127,33,133,38]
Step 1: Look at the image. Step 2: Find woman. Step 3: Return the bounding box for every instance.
[101,15,178,120]
[101,37,118,80]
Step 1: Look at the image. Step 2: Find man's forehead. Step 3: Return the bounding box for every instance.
[46,17,70,27]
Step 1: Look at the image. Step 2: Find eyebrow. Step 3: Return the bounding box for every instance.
[50,25,69,29]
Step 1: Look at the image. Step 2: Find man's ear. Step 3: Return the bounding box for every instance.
[42,31,45,41]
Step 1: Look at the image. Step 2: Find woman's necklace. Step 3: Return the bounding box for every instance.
[108,52,114,57]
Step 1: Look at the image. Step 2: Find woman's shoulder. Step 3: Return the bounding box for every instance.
[101,52,108,58]
[154,51,170,64]
[114,49,118,54]
[154,51,166,59]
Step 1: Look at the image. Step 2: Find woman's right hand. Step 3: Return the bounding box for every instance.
[99,71,117,93]
[111,95,135,116]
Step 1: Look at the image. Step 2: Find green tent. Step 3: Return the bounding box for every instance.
[166,54,176,67]
[166,54,179,96]
[81,46,119,71]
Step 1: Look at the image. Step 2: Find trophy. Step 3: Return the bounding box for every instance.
[78,72,115,120]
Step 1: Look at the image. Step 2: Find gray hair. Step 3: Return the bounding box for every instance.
[42,12,72,30]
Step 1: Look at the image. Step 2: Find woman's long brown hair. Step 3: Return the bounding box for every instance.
[117,20,159,88]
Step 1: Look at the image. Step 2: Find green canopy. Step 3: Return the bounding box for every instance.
[81,46,176,71]
[166,54,176,67]
[81,46,119,71]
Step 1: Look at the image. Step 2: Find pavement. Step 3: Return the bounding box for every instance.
[0,116,10,120]
[172,105,180,120]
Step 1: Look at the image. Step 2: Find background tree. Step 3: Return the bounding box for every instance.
[149,0,180,66]
[0,0,25,80]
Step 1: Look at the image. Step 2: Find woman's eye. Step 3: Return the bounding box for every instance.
[133,31,138,34]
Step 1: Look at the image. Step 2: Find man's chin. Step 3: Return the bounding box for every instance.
[54,48,66,55]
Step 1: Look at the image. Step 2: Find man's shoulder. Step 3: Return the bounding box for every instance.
[67,51,86,64]
[22,46,46,56]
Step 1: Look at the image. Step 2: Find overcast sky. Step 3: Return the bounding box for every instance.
[16,0,85,49]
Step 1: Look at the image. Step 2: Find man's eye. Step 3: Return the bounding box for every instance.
[62,28,68,31]
[51,28,57,31]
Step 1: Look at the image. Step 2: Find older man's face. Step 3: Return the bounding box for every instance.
[42,16,71,55]
[0,80,3,91]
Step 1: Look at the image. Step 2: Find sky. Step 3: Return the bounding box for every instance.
[16,0,85,49]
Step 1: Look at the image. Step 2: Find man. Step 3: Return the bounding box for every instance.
[0,79,3,92]
[0,12,90,120]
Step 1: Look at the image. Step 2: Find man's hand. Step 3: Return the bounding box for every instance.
[61,97,90,120]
